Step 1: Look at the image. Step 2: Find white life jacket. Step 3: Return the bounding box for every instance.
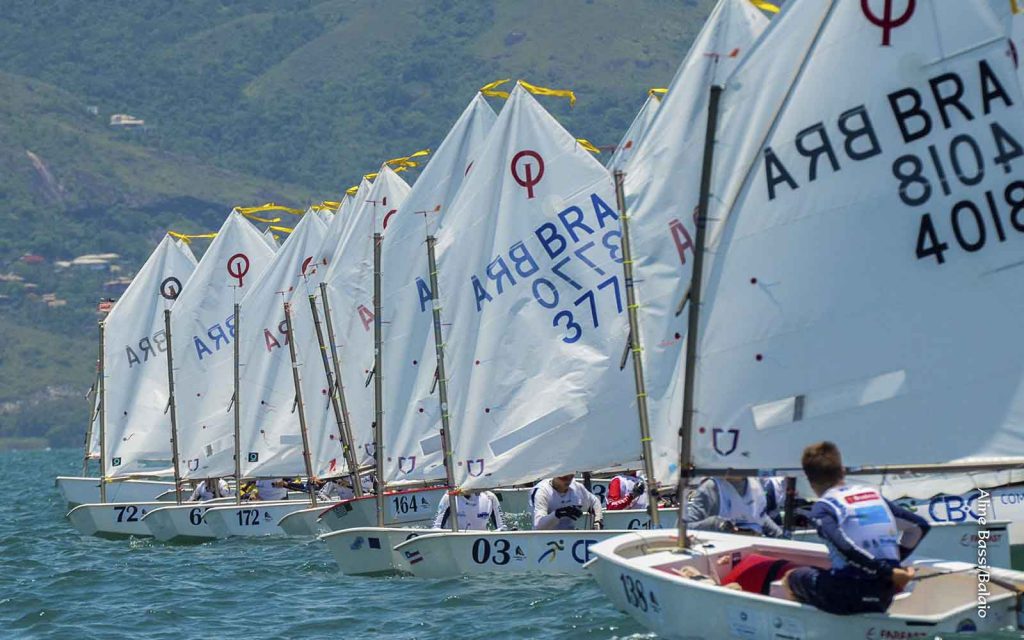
[612,474,649,509]
[531,479,601,530]
[434,491,503,531]
[255,479,288,501]
[820,484,901,570]
[712,478,767,533]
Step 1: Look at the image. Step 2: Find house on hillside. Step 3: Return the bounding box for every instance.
[110,113,145,127]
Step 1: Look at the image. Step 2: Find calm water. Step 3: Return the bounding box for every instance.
[6,450,1024,640]
[1,449,649,640]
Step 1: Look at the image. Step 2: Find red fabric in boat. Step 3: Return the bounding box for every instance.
[722,553,800,594]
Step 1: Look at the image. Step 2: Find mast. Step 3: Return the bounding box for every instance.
[426,235,461,533]
[163,309,183,504]
[97,320,107,503]
[372,232,385,526]
[319,282,363,497]
[233,302,243,505]
[613,168,659,528]
[308,290,362,496]
[283,301,317,508]
[676,84,722,549]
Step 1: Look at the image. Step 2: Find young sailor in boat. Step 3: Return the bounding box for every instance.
[316,475,372,501]
[685,475,782,536]
[252,478,289,501]
[605,471,648,511]
[188,477,231,501]
[531,473,604,530]
[432,489,508,531]
[783,441,929,615]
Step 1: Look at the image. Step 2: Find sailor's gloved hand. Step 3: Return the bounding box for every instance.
[555,505,583,520]
[709,516,738,533]
[630,481,646,498]
[594,519,605,530]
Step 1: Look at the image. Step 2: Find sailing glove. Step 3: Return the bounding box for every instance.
[555,506,583,520]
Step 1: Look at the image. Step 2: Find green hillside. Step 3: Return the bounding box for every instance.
[0,0,722,449]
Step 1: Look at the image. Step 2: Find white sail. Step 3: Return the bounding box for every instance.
[621,0,769,483]
[690,0,1024,471]
[103,236,198,477]
[233,211,345,479]
[436,84,637,489]
[321,166,412,469]
[174,211,276,479]
[261,227,279,250]
[605,92,662,172]
[380,93,497,484]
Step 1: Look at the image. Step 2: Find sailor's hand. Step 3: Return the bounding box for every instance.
[713,517,738,533]
[555,506,583,520]
[594,519,605,530]
[630,481,645,498]
[891,567,915,591]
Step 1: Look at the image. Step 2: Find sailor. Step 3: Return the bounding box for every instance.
[318,476,357,501]
[783,441,929,615]
[684,475,783,537]
[531,473,604,530]
[605,471,648,511]
[253,478,289,501]
[188,477,231,501]
[432,489,508,531]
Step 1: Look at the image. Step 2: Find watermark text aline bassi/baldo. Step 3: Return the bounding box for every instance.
[975,488,991,619]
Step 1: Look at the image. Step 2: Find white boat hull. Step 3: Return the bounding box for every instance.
[141,500,236,542]
[66,501,164,538]
[318,487,446,532]
[56,476,173,507]
[601,507,679,531]
[394,529,626,578]
[320,527,427,575]
[277,502,341,537]
[587,530,1019,639]
[201,501,317,537]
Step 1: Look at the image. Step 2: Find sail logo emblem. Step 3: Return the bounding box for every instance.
[382,209,399,230]
[511,150,545,199]
[300,256,316,277]
[227,253,250,287]
[465,458,485,477]
[861,0,916,47]
[712,428,739,456]
[159,276,182,300]
[247,452,259,463]
[111,457,122,467]
[364,443,376,458]
[187,458,199,472]
[398,456,417,474]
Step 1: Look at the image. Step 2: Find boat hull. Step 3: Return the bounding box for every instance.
[601,507,679,531]
[201,501,317,537]
[320,527,426,576]
[56,476,173,507]
[278,505,336,537]
[66,501,163,538]
[318,487,446,532]
[394,529,626,578]
[141,500,236,542]
[587,530,1018,640]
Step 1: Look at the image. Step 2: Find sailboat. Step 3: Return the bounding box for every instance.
[144,209,331,541]
[604,90,663,174]
[587,1,1024,636]
[278,166,450,536]
[65,235,198,537]
[319,92,498,573]
[385,81,651,578]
